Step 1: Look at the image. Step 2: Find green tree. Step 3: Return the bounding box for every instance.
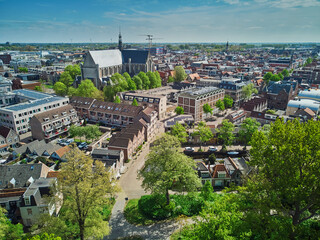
[154,71,162,87]
[53,82,68,96]
[281,69,289,77]
[103,86,116,102]
[202,103,213,117]
[139,134,201,205]
[34,85,43,92]
[64,65,81,79]
[146,71,157,89]
[110,73,128,92]
[263,72,273,86]
[114,96,121,103]
[173,66,187,82]
[169,122,188,143]
[132,76,143,90]
[18,67,28,73]
[215,99,225,111]
[138,72,150,89]
[175,106,184,115]
[223,95,233,108]
[28,233,62,240]
[57,147,117,240]
[216,119,235,146]
[266,109,276,114]
[249,119,320,239]
[167,76,174,83]
[304,57,313,66]
[76,79,100,98]
[270,74,281,82]
[132,98,139,106]
[0,208,24,240]
[242,83,258,101]
[208,153,216,165]
[278,72,284,80]
[122,72,131,82]
[200,180,215,201]
[238,118,260,147]
[59,71,74,88]
[192,122,213,149]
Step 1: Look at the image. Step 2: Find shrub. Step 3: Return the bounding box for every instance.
[197,148,203,152]
[138,194,175,220]
[36,156,47,165]
[20,159,27,164]
[220,145,227,153]
[125,158,131,163]
[171,193,204,216]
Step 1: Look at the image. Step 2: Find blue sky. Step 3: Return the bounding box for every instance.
[0,0,319,43]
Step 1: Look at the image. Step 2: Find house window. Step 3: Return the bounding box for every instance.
[27,208,32,215]
[25,197,30,205]
[218,172,226,178]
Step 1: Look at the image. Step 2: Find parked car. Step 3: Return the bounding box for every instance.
[208,146,218,152]
[184,147,195,152]
[78,142,88,150]
[66,139,74,145]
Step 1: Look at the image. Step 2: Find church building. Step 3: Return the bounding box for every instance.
[81,32,154,89]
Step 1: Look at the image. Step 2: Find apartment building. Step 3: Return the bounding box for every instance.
[0,89,69,134]
[29,104,79,141]
[70,96,144,127]
[121,91,167,120]
[177,87,225,121]
[218,78,249,106]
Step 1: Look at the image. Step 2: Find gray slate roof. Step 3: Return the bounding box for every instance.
[0,163,49,189]
[89,50,122,68]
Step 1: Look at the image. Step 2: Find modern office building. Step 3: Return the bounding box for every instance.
[0,89,69,134]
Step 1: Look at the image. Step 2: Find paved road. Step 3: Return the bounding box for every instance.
[106,124,183,240]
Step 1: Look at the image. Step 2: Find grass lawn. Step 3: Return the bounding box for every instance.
[124,199,155,226]
[44,84,54,89]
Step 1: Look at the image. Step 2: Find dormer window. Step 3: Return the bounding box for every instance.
[70,109,75,113]
[53,114,58,119]
[61,112,67,116]
[43,118,49,122]
[25,197,30,205]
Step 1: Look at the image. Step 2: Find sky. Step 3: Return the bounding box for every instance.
[0,0,320,43]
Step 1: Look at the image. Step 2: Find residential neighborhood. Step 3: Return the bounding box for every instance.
[1,0,320,239]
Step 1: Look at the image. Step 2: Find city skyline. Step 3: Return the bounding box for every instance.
[0,0,320,43]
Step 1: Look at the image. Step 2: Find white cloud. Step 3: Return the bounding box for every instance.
[254,0,320,8]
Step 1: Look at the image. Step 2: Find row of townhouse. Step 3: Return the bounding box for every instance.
[70,96,143,127]
[29,104,79,142]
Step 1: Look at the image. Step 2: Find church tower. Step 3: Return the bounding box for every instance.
[226,41,229,53]
[118,28,123,51]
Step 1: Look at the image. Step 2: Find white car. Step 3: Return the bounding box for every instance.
[208,146,218,152]
[185,147,195,152]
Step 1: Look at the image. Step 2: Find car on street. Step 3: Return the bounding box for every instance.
[208,146,218,152]
[184,147,195,152]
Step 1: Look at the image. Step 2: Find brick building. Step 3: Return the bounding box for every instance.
[177,87,225,122]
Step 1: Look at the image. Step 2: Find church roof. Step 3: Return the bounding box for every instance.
[88,50,122,68]
[122,50,149,64]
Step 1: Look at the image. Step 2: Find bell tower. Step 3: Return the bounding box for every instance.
[118,27,123,51]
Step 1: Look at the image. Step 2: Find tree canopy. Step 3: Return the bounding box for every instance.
[249,119,320,239]
[215,99,225,111]
[132,98,139,106]
[114,96,121,103]
[238,117,260,146]
[139,134,201,204]
[242,83,258,100]
[192,122,213,148]
[203,103,213,115]
[175,106,184,115]
[169,122,188,143]
[64,65,81,79]
[217,119,235,146]
[57,146,117,240]
[132,76,143,90]
[173,66,187,82]
[223,95,233,108]
[59,72,74,88]
[0,208,24,240]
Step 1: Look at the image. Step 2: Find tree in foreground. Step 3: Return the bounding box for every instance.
[238,117,260,147]
[53,82,67,96]
[139,134,201,205]
[175,106,184,115]
[216,119,235,147]
[0,208,24,240]
[169,122,188,143]
[57,146,117,240]
[173,66,187,82]
[192,122,213,149]
[249,119,320,239]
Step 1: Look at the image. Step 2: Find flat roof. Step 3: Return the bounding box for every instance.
[2,96,66,112]
[13,89,53,100]
[182,87,220,96]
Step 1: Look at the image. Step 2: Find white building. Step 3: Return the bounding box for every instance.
[0,89,69,134]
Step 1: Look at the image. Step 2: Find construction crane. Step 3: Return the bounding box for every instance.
[139,34,163,53]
